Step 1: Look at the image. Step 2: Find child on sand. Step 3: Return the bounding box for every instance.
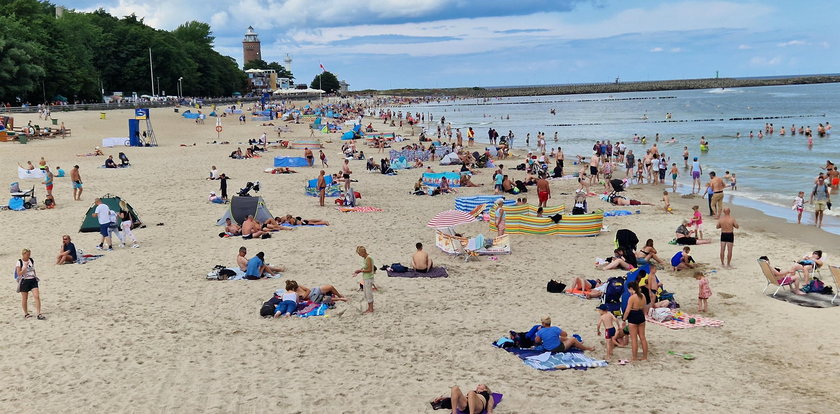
[661,191,672,214]
[689,205,703,239]
[792,191,805,224]
[596,304,620,360]
[694,272,712,312]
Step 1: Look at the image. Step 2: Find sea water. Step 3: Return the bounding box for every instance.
[394,83,840,233]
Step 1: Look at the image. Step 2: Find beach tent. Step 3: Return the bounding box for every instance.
[216,196,273,226]
[440,152,461,165]
[274,156,310,167]
[79,195,141,232]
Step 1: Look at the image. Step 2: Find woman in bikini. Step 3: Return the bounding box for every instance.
[431,384,495,414]
[623,280,648,361]
[636,239,665,266]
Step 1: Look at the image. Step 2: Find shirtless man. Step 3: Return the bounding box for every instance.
[716,208,739,268]
[67,165,81,200]
[241,215,266,239]
[536,174,551,208]
[708,171,726,218]
[304,147,314,166]
[342,159,352,192]
[411,242,433,272]
[317,170,326,207]
[225,218,242,236]
[588,154,599,186]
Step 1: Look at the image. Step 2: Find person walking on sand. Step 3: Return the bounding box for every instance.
[708,171,725,218]
[319,150,328,168]
[810,176,830,228]
[690,157,702,194]
[352,246,375,314]
[536,173,550,208]
[716,208,739,268]
[42,165,54,199]
[316,170,327,207]
[70,165,83,201]
[92,198,113,250]
[16,249,45,320]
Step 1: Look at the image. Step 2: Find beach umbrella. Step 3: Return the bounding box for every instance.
[427,210,476,229]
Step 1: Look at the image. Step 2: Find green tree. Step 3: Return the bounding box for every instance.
[311,71,339,94]
[0,16,45,102]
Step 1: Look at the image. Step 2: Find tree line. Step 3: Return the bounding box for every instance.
[0,0,247,104]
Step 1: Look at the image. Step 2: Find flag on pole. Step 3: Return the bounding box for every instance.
[319,63,326,72]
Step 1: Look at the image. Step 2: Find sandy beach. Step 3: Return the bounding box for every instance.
[2,104,839,413]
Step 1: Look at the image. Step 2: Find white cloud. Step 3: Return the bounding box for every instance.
[737,44,751,50]
[820,41,830,48]
[650,47,663,52]
[670,47,683,52]
[750,56,783,66]
[777,40,807,47]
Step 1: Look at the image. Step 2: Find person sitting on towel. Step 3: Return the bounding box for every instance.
[241,215,267,239]
[411,242,433,272]
[533,316,593,353]
[104,155,117,168]
[294,282,348,304]
[241,248,284,278]
[439,176,456,194]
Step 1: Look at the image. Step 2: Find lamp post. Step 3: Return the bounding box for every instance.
[178,77,183,98]
[156,77,160,97]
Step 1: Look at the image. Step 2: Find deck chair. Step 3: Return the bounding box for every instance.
[828,266,840,304]
[758,259,794,297]
[468,203,486,220]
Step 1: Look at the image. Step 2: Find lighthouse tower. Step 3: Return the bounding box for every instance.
[242,26,261,66]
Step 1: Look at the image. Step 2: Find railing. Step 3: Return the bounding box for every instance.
[0,97,261,114]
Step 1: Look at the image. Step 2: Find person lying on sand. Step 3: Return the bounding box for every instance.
[241,215,268,238]
[284,215,329,226]
[571,277,606,298]
[430,385,495,414]
[294,283,348,304]
[263,217,295,231]
[609,194,651,206]
[77,146,105,157]
[598,248,634,270]
[267,167,297,174]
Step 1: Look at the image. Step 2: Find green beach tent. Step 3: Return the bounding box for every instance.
[79,194,142,232]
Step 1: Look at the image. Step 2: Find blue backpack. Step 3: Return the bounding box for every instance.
[604,277,625,314]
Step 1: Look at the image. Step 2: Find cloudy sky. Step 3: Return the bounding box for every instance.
[69,0,838,89]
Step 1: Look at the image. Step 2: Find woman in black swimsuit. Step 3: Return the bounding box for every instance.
[623,280,649,362]
[432,384,494,414]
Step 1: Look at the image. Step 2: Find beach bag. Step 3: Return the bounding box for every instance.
[390,263,408,273]
[259,301,275,317]
[604,277,625,305]
[546,280,566,293]
[650,308,673,322]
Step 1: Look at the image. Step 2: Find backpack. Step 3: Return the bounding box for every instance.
[604,277,625,304]
[546,279,566,293]
[805,278,825,294]
[260,296,280,317]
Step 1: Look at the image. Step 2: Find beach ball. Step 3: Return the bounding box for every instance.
[689,318,696,324]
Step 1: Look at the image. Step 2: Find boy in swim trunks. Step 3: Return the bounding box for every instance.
[596,304,619,360]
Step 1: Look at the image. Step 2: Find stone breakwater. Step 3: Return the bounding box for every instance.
[359,75,840,98]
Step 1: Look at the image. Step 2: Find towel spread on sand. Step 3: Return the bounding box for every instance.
[336,206,383,213]
[387,267,449,278]
[496,346,608,371]
[78,254,104,264]
[645,310,724,329]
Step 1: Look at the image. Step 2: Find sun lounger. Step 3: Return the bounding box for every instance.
[435,230,511,260]
[828,265,840,304]
[758,259,794,297]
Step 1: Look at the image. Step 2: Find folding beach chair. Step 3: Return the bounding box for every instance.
[828,265,840,304]
[758,259,794,297]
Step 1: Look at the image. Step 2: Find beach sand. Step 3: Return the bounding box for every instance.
[1,105,839,413]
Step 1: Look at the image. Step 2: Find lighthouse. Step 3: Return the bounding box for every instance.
[242,26,261,66]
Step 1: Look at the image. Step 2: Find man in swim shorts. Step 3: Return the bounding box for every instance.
[716,208,739,268]
[811,176,830,228]
[536,174,551,208]
[708,171,725,218]
[304,147,314,166]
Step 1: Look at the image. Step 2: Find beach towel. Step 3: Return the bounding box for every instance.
[297,302,328,317]
[645,310,724,329]
[387,267,449,278]
[603,210,633,217]
[17,167,46,180]
[496,346,608,370]
[280,223,327,227]
[336,206,383,213]
[768,290,839,308]
[77,254,104,265]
